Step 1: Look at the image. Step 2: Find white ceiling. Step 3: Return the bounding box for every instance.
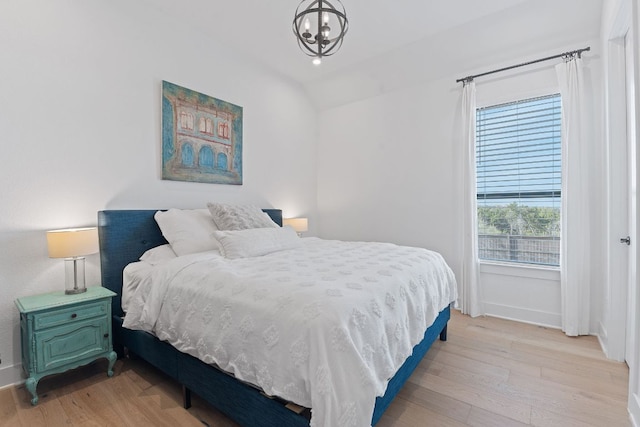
[145,0,603,108]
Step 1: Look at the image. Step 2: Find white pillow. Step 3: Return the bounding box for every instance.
[139,244,177,265]
[154,209,219,256]
[213,226,301,259]
[207,203,278,230]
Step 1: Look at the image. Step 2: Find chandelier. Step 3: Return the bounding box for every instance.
[293,0,349,65]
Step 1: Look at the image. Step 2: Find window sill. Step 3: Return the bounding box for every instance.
[479,260,560,281]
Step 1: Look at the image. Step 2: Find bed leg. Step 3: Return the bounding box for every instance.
[182,385,192,409]
[439,324,448,341]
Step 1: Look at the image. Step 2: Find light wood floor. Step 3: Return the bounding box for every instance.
[0,310,630,426]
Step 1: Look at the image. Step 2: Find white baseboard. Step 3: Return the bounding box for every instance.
[0,363,24,390]
[598,320,610,359]
[483,302,562,329]
[629,392,640,427]
[599,320,608,341]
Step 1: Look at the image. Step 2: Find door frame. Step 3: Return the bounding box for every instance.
[604,0,632,363]
[628,0,640,422]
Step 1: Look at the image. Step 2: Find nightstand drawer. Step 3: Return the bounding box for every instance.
[33,301,108,331]
[35,317,110,372]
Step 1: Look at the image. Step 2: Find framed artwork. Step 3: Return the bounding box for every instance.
[161,81,243,185]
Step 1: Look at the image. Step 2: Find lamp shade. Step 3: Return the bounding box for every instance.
[47,227,99,258]
[283,218,308,233]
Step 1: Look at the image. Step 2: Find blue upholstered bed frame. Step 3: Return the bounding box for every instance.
[97,209,450,426]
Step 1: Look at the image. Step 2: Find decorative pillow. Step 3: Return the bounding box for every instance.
[213,226,301,259]
[154,208,219,256]
[206,203,278,230]
[139,244,177,265]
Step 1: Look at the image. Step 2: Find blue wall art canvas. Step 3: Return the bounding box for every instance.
[162,81,243,185]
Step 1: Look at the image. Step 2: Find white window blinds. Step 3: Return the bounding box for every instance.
[476,94,562,266]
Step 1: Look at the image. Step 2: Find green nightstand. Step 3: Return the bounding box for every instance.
[15,286,117,405]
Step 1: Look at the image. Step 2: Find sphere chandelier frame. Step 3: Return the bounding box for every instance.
[293,0,348,65]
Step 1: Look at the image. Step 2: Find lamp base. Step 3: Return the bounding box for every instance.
[64,257,87,295]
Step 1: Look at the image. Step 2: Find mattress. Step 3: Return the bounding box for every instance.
[122,237,457,427]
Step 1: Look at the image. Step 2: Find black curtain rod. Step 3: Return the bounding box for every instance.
[456,46,591,83]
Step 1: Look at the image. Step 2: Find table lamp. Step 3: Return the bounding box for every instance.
[46,227,99,294]
[283,218,308,236]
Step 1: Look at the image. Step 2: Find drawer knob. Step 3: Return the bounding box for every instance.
[70,313,77,319]
[104,333,109,338]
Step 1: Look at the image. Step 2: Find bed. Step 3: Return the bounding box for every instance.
[97,208,456,427]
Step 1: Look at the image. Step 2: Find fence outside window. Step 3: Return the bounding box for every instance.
[478,234,560,266]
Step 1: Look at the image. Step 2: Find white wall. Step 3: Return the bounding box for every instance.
[317,41,604,330]
[0,0,317,387]
[316,76,461,273]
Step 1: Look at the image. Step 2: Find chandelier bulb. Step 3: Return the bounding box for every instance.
[312,57,322,66]
[321,25,331,38]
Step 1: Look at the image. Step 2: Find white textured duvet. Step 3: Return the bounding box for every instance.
[123,237,457,427]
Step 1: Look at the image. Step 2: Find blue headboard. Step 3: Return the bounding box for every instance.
[97,209,283,317]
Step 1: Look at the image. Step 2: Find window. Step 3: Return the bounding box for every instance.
[199,117,214,134]
[180,112,194,130]
[218,121,229,139]
[476,94,561,266]
[199,145,214,168]
[181,142,194,166]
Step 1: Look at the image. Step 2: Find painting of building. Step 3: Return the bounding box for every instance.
[162,81,243,184]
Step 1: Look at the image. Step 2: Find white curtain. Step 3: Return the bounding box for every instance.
[556,56,591,336]
[460,80,482,317]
